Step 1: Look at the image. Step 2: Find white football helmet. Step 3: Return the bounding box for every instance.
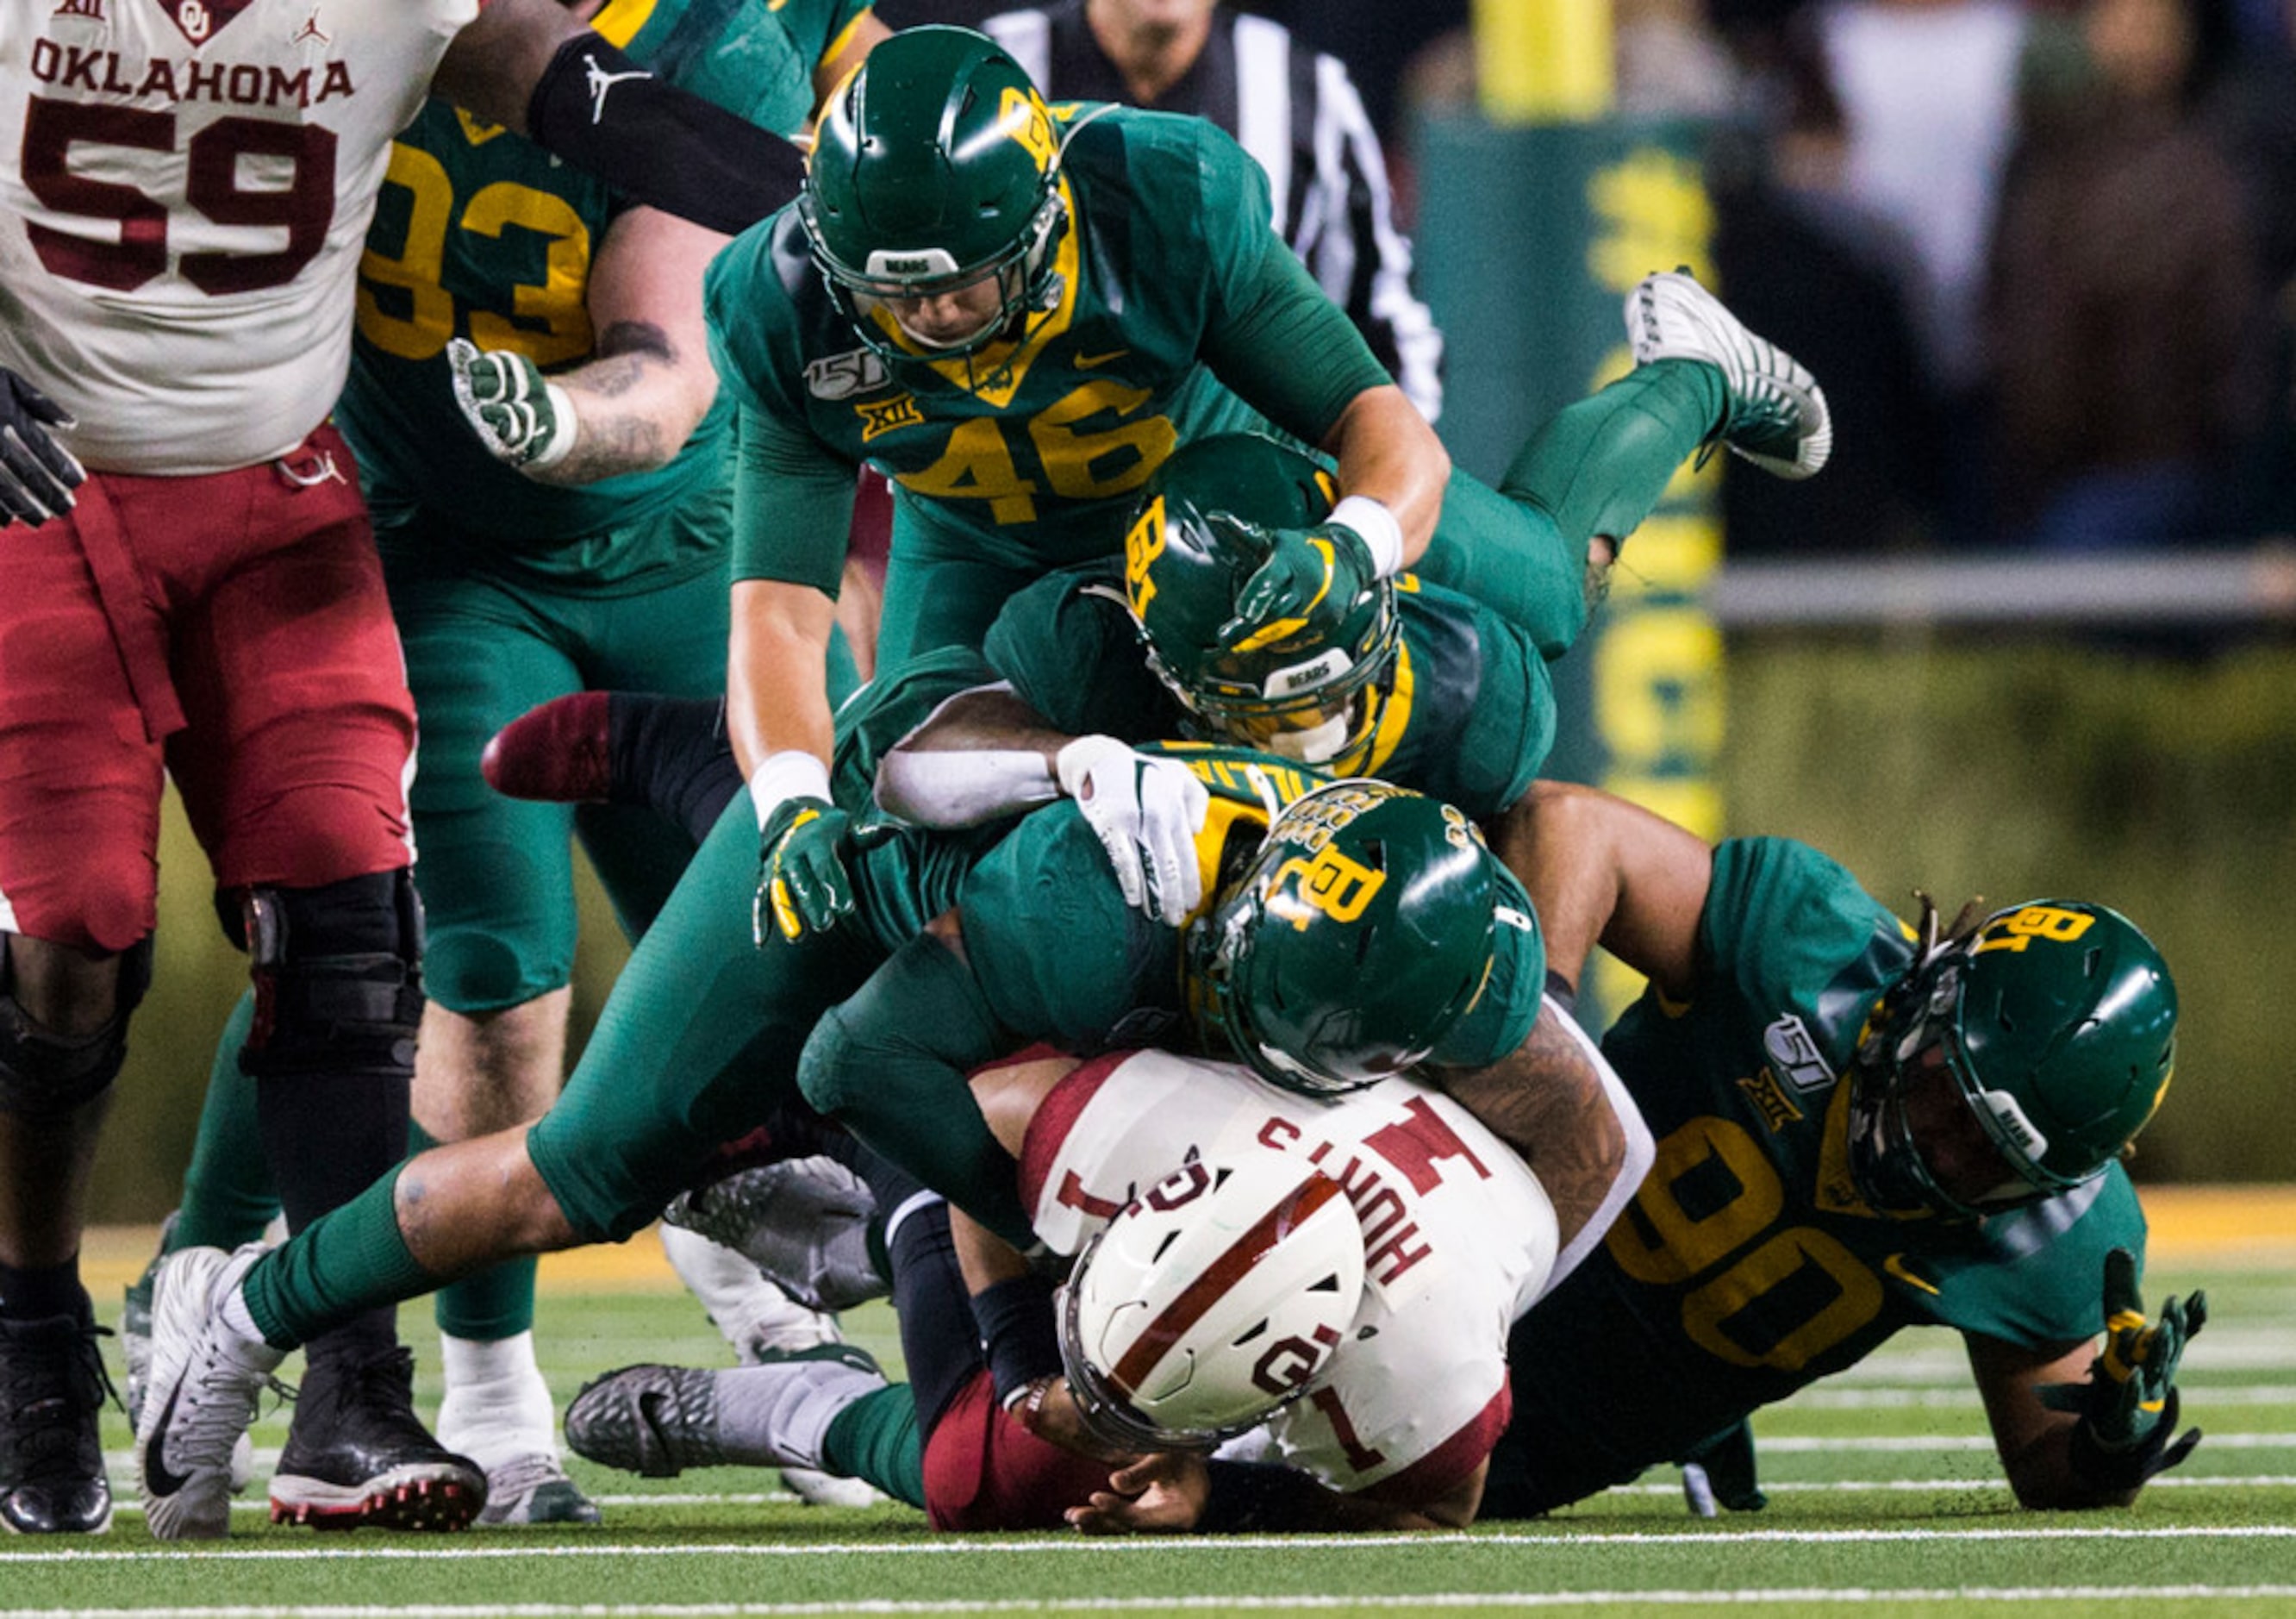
[1058,1152,1367,1452]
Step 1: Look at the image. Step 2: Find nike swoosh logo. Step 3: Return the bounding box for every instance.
[1073,348,1129,370]
[142,1381,194,1497]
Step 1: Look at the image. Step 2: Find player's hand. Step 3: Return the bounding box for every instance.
[1009,1374,1139,1466]
[1218,518,1376,652]
[1054,735,1210,927]
[1066,1450,1212,1535]
[0,367,84,527]
[752,795,855,945]
[1678,1418,1767,1516]
[2041,1247,2206,1469]
[448,338,576,472]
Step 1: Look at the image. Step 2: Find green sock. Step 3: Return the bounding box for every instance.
[1501,357,1725,557]
[172,991,284,1253]
[243,1163,433,1349]
[405,1121,540,1341]
[822,1385,925,1510]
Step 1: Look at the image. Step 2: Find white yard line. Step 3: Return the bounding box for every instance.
[22,1586,2296,1616]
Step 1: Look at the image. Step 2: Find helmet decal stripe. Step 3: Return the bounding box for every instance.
[1107,1171,1346,1397]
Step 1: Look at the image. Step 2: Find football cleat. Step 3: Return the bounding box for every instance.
[434,1335,601,1528]
[480,691,613,803]
[656,1225,883,1507]
[118,1210,172,1435]
[472,1453,602,1527]
[0,1310,115,1535]
[567,1345,885,1479]
[661,1160,885,1314]
[565,1364,725,1479]
[267,1345,486,1532]
[1626,269,1832,480]
[135,1244,284,1541]
[123,1217,253,1497]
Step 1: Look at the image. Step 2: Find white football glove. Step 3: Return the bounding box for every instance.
[447,337,577,471]
[1055,734,1210,928]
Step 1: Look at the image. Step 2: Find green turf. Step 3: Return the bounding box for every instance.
[8,1259,2287,1617]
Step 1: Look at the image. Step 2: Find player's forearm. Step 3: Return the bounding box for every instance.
[1325,385,1447,566]
[728,580,838,784]
[527,329,720,485]
[874,688,1070,825]
[1434,999,1654,1296]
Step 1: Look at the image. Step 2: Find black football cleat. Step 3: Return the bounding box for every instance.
[268,1345,486,1532]
[0,1310,116,1535]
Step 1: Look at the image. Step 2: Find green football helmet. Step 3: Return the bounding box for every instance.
[798,27,1069,364]
[1847,901,2178,1219]
[1185,779,1528,1096]
[1121,434,1399,765]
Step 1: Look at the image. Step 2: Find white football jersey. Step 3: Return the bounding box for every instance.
[1,0,477,473]
[1022,1048,1558,1499]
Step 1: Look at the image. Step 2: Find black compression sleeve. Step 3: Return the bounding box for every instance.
[525,35,805,235]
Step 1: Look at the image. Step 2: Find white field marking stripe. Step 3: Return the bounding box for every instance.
[14,1526,2296,1564]
[1754,1432,2296,1452]
[1608,1475,2296,1494]
[24,1591,2296,1617]
[97,1496,809,1513]
[93,1476,2296,1523]
[1793,1384,2296,1409]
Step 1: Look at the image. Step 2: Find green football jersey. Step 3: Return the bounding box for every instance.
[340,0,868,575]
[957,746,1544,1069]
[983,563,1556,816]
[705,105,1392,593]
[1486,837,2149,1514]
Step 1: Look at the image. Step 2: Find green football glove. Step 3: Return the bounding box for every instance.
[1218,520,1377,653]
[447,338,576,471]
[752,796,855,946]
[2039,1247,2206,1490]
[1678,1418,1766,1516]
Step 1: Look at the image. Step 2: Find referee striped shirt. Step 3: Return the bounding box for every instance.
[983,1,1445,421]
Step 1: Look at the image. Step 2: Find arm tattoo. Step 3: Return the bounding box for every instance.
[1429,1012,1627,1253]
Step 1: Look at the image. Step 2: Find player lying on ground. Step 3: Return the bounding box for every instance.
[1474,782,2206,1515]
[134,756,1650,1536]
[566,1020,1615,1532]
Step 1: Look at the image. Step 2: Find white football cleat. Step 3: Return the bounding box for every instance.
[1626,269,1832,480]
[134,1244,284,1541]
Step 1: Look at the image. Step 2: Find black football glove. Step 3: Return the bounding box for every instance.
[0,367,85,527]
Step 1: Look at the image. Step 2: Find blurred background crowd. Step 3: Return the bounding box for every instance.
[891,0,2296,563]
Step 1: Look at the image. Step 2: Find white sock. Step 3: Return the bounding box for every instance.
[658,1226,837,1360]
[435,1329,557,1472]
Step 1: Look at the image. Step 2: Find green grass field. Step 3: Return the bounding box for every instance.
[7,1236,2290,1618]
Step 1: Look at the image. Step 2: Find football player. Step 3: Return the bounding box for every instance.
[499,236,1841,930]
[1477,781,2205,1516]
[0,0,816,1541]
[132,703,1650,1540]
[563,1024,1596,1532]
[657,24,1828,966]
[115,0,889,1528]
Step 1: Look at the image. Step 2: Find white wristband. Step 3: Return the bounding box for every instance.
[1328,494,1404,578]
[749,749,834,832]
[525,380,579,470]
